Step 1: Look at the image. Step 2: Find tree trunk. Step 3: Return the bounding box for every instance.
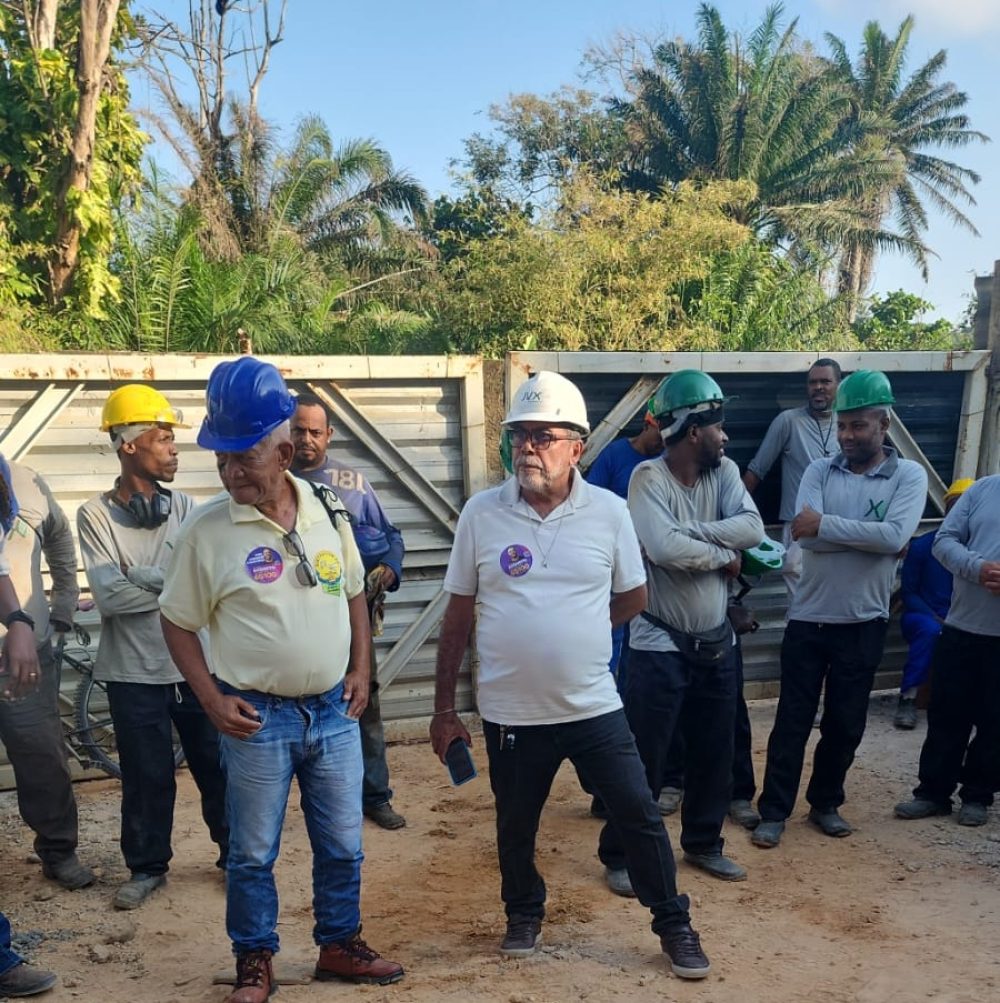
[32,0,60,51]
[47,0,121,304]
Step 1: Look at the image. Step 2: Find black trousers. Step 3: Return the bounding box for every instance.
[914,625,1000,807]
[484,710,690,935]
[0,643,78,863]
[611,645,738,856]
[758,618,888,821]
[660,643,756,802]
[107,680,229,876]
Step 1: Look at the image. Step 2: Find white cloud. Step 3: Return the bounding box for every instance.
[814,0,1000,36]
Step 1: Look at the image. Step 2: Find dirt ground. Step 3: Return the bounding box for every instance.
[3,693,1000,1003]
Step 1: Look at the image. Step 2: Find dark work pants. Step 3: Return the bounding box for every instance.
[107,680,229,876]
[361,647,393,808]
[660,643,756,802]
[0,643,78,863]
[914,625,1000,807]
[611,645,738,856]
[758,618,888,821]
[484,711,690,935]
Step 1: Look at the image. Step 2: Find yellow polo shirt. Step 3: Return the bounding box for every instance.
[160,473,365,696]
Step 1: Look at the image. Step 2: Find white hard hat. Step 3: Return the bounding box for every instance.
[503,371,590,433]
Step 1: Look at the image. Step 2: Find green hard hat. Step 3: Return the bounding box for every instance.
[835,370,894,412]
[742,538,786,576]
[651,370,726,419]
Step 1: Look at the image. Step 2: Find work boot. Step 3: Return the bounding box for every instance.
[683,851,747,881]
[113,873,166,910]
[315,930,404,985]
[808,807,852,837]
[363,802,407,830]
[660,922,711,979]
[957,802,989,827]
[895,797,951,820]
[728,799,761,830]
[41,853,95,891]
[499,915,542,958]
[604,867,635,898]
[751,819,785,848]
[0,962,57,998]
[658,787,682,816]
[229,949,273,1003]
[894,696,918,730]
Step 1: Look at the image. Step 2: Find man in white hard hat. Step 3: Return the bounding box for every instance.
[431,371,713,981]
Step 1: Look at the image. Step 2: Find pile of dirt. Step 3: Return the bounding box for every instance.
[2,693,998,1002]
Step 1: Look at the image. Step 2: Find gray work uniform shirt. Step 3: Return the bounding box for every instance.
[790,448,927,624]
[932,476,1000,637]
[747,406,837,521]
[0,460,79,648]
[78,488,196,684]
[628,455,764,652]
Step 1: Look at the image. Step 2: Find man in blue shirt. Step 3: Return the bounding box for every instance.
[292,393,407,830]
[894,478,973,729]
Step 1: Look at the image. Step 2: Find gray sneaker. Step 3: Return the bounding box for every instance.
[42,853,95,891]
[499,916,542,958]
[894,797,950,820]
[604,866,636,898]
[751,819,785,848]
[0,961,57,998]
[113,873,166,910]
[729,799,761,830]
[363,802,407,830]
[894,696,918,730]
[957,802,989,827]
[657,787,683,816]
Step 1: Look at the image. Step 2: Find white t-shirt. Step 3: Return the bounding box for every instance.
[444,471,646,726]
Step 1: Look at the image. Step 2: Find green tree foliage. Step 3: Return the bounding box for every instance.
[435,175,753,357]
[0,1,145,314]
[825,17,988,309]
[851,290,963,350]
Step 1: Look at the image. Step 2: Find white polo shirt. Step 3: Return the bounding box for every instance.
[444,471,646,726]
[160,473,365,697]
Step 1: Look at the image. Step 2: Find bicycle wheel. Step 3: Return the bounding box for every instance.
[73,673,121,779]
[73,674,188,779]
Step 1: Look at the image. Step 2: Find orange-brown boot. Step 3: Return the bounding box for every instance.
[315,930,403,986]
[229,949,274,1003]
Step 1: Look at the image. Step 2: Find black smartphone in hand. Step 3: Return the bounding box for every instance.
[445,738,477,787]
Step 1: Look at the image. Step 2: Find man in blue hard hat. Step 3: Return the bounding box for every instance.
[291,393,407,831]
[160,357,403,1003]
[753,371,927,849]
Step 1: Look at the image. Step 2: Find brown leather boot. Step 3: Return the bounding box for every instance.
[229,950,274,1003]
[315,931,404,985]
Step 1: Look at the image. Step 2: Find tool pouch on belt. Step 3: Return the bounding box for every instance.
[726,598,759,636]
[641,610,732,667]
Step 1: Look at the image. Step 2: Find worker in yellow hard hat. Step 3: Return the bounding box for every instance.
[893,476,975,729]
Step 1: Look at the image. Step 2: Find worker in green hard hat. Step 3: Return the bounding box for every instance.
[601,369,765,885]
[753,369,928,850]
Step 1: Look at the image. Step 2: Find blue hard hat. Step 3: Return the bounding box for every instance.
[197,356,297,452]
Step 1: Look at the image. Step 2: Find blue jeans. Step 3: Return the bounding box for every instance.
[900,612,941,693]
[0,911,21,976]
[219,680,363,955]
[485,710,690,935]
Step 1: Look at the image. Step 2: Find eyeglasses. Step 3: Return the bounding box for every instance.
[282,529,318,588]
[506,428,582,450]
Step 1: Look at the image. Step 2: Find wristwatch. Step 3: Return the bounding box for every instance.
[3,609,35,630]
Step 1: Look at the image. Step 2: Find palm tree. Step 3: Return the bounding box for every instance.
[824,16,988,310]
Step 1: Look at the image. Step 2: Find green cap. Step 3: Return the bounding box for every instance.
[651,370,726,419]
[835,370,894,412]
[742,538,786,576]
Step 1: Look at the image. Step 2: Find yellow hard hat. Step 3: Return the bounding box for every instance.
[100,385,190,431]
[944,477,974,503]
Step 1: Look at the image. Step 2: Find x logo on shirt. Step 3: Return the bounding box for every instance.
[865,498,887,521]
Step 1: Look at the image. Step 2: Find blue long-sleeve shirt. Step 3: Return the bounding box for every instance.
[900,529,952,620]
[586,438,650,500]
[296,459,404,588]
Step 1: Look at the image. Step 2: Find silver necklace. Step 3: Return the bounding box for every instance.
[530,513,567,568]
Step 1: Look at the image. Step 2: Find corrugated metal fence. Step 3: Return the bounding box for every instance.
[0,354,487,785]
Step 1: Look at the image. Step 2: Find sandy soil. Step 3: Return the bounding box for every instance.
[3,693,999,1003]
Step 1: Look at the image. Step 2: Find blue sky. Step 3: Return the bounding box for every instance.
[133,1,999,324]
